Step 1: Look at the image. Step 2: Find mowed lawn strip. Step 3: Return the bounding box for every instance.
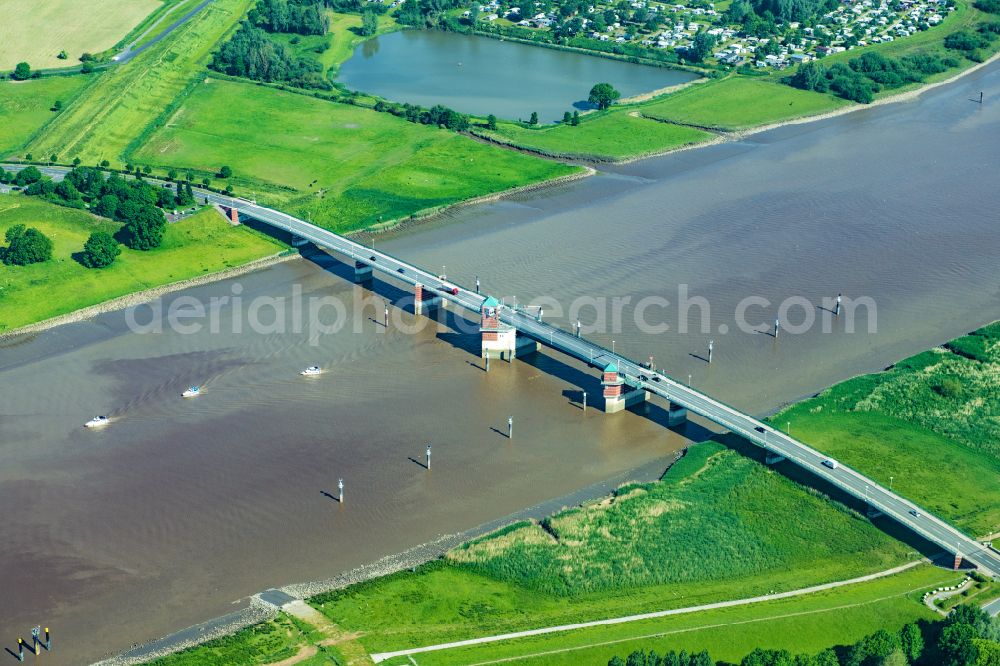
[473,111,715,160]
[775,333,1000,537]
[379,565,956,666]
[312,441,912,654]
[0,0,160,70]
[0,195,284,332]
[26,0,254,164]
[640,76,852,130]
[132,79,579,233]
[0,76,93,157]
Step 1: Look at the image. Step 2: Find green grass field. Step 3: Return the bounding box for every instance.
[131,78,578,233]
[0,0,160,70]
[0,194,283,332]
[774,324,1000,537]
[0,76,93,158]
[132,0,209,51]
[273,10,403,75]
[640,76,852,130]
[25,0,253,165]
[312,440,912,655]
[472,111,714,160]
[375,565,957,666]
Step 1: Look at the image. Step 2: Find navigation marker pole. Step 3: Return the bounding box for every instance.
[426,444,432,470]
[979,91,984,104]
[476,276,480,294]
[507,416,513,440]
[384,302,389,328]
[708,340,714,364]
[338,478,344,504]
[16,638,24,662]
[485,355,490,372]
[582,391,587,413]
[774,318,780,339]
[835,293,842,317]
[576,320,582,338]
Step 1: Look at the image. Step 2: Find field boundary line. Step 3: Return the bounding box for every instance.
[369,560,925,663]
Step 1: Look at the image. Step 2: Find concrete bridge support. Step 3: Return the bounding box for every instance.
[667,402,688,427]
[290,234,309,247]
[354,261,373,286]
[765,451,787,465]
[602,363,648,414]
[866,506,884,519]
[414,283,443,316]
[479,296,538,362]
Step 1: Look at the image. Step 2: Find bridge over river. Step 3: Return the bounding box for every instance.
[6,164,1000,579]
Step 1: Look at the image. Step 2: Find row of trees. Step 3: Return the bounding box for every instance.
[789,51,959,103]
[372,100,471,130]
[605,602,1000,666]
[210,22,331,89]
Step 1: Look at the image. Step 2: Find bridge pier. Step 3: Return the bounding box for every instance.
[866,506,884,519]
[354,261,373,285]
[667,402,688,427]
[479,296,538,362]
[414,283,443,316]
[602,363,648,414]
[290,234,309,247]
[765,451,786,465]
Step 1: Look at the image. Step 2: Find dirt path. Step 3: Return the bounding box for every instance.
[284,601,375,666]
[923,577,973,615]
[370,560,927,663]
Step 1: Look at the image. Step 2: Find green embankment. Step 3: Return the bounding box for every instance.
[473,111,715,160]
[25,0,254,165]
[0,76,94,158]
[312,440,912,655]
[640,76,853,130]
[0,194,284,332]
[775,323,1000,537]
[131,78,579,233]
[376,565,957,666]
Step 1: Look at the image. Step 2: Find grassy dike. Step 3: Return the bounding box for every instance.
[0,195,284,332]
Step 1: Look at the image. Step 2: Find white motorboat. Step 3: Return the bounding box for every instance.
[182,386,201,398]
[301,366,322,376]
[85,415,110,428]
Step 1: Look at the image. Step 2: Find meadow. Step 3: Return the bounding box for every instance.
[472,111,714,161]
[0,195,283,332]
[0,76,93,158]
[774,323,1000,537]
[131,79,578,233]
[272,10,403,75]
[25,0,254,165]
[0,0,160,70]
[374,565,956,666]
[312,440,913,654]
[639,76,852,131]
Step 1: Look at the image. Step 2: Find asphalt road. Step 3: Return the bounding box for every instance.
[5,163,999,580]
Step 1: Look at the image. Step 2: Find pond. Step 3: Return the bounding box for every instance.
[336,29,698,122]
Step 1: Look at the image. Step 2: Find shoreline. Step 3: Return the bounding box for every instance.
[0,251,300,343]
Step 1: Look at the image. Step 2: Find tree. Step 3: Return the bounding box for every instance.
[939,623,978,666]
[219,165,233,178]
[123,205,166,250]
[361,8,379,35]
[100,159,110,168]
[94,193,120,219]
[202,177,211,187]
[608,657,626,666]
[14,166,42,187]
[900,623,925,663]
[53,100,64,111]
[2,226,53,265]
[72,157,81,167]
[81,61,95,74]
[563,111,572,124]
[686,31,717,63]
[49,154,58,164]
[142,165,151,175]
[486,114,498,130]
[57,50,68,60]
[572,110,580,125]
[529,111,539,125]
[13,62,31,81]
[880,650,908,666]
[588,82,620,110]
[690,650,712,666]
[167,169,178,181]
[81,231,121,268]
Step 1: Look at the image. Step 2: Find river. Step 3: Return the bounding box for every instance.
[336,29,697,122]
[1,61,998,663]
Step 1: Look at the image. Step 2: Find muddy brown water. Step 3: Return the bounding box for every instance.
[1,61,999,663]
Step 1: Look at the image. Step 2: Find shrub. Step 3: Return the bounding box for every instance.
[974,0,1000,12]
